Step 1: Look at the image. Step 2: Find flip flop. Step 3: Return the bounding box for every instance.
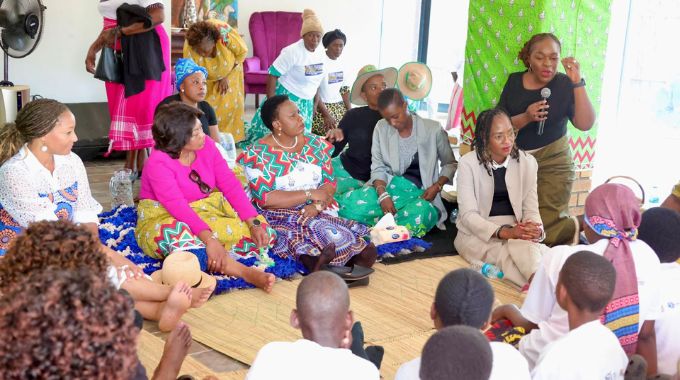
[321,265,374,281]
[346,276,370,288]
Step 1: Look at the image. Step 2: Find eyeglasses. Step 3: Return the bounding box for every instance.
[189,169,212,194]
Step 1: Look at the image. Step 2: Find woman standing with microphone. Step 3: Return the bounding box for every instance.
[498,33,595,246]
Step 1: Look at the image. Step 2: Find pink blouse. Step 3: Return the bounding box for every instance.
[139,137,257,234]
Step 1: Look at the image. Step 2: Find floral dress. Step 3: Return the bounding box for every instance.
[238,134,369,265]
[0,147,102,256]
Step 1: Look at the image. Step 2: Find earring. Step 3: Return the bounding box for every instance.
[40,144,48,152]
[277,130,282,136]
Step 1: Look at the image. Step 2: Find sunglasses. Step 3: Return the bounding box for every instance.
[189,169,212,194]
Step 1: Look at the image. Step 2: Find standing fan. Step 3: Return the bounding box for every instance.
[0,0,46,86]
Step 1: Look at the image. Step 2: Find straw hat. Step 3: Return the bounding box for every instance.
[151,250,216,289]
[397,62,432,100]
[300,9,323,37]
[349,65,398,106]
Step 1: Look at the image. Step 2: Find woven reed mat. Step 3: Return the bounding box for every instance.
[179,256,525,378]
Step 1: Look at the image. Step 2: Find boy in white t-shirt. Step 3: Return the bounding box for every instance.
[395,268,531,380]
[420,325,493,380]
[638,207,680,378]
[246,271,379,380]
[532,251,628,379]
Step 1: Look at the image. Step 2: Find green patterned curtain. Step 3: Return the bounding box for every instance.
[461,0,612,169]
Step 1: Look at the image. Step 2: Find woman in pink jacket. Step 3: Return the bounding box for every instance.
[137,102,275,292]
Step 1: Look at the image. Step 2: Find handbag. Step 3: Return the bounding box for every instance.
[94,32,123,83]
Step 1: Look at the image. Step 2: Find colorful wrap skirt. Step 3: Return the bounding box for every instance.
[136,192,275,260]
[261,205,370,266]
[336,175,439,238]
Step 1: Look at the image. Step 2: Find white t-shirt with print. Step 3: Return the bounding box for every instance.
[394,341,531,380]
[246,339,379,380]
[532,320,628,380]
[656,262,680,377]
[272,39,326,100]
[318,55,346,104]
[519,239,662,369]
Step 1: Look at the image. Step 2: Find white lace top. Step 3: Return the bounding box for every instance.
[0,146,102,227]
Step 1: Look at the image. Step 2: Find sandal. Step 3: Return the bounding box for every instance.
[321,264,374,281]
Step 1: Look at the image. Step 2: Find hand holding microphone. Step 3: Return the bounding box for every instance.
[537,88,551,135]
[523,90,550,134]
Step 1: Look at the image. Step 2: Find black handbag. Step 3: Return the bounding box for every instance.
[94,42,123,83]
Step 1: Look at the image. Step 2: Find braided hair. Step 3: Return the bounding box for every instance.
[0,98,69,165]
[517,33,562,69]
[434,269,495,329]
[473,108,519,176]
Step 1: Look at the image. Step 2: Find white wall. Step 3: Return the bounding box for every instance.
[9,0,171,104]
[237,0,384,93]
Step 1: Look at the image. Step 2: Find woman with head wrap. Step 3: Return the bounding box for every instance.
[241,9,328,147]
[157,58,219,142]
[638,207,680,378]
[184,19,248,142]
[311,29,351,136]
[493,183,662,375]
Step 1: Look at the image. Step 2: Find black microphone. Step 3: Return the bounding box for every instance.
[537,87,551,135]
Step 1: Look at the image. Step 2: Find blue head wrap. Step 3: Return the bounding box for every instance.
[175,58,208,91]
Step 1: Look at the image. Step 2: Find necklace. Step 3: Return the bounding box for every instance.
[272,134,298,150]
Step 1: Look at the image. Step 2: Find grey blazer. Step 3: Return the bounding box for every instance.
[369,114,457,226]
[455,150,542,241]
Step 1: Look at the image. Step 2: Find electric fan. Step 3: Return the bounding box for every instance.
[0,0,45,122]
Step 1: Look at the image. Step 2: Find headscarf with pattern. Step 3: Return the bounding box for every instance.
[584,183,641,355]
[174,58,208,91]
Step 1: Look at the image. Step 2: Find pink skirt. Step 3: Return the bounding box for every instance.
[103,18,171,152]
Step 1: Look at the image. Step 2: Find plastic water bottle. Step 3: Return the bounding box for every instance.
[646,186,660,209]
[109,169,134,208]
[449,208,459,223]
[218,132,236,168]
[470,259,504,279]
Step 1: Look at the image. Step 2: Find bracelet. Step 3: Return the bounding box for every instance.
[304,190,312,205]
[572,78,586,88]
[378,192,391,203]
[435,182,443,191]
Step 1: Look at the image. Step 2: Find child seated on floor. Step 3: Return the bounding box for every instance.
[531,251,628,379]
[419,325,493,380]
[395,268,530,380]
[0,267,195,380]
[246,271,379,380]
[0,220,213,332]
[638,207,680,378]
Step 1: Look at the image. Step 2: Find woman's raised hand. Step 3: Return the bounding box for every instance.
[561,56,582,84]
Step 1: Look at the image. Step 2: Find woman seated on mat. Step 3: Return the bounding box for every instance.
[157,58,219,142]
[237,95,377,273]
[0,99,212,330]
[331,64,397,196]
[137,102,276,292]
[455,108,546,288]
[337,88,457,238]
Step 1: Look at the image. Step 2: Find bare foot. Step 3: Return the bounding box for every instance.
[314,243,336,272]
[152,322,192,380]
[190,286,214,308]
[243,267,276,293]
[158,282,192,332]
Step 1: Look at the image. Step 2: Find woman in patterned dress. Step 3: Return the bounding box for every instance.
[184,20,248,142]
[238,95,376,272]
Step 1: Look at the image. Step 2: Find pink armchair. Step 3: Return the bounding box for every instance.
[244,11,302,107]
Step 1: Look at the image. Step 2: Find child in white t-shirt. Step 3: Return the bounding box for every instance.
[638,207,680,378]
[419,325,493,380]
[395,268,531,380]
[493,184,662,373]
[532,251,628,379]
[246,271,379,380]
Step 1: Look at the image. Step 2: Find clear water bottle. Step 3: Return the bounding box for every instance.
[646,186,660,209]
[218,132,237,168]
[470,259,504,279]
[449,208,459,223]
[109,169,134,208]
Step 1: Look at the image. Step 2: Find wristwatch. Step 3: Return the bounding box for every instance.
[250,219,261,227]
[304,190,313,205]
[572,78,586,88]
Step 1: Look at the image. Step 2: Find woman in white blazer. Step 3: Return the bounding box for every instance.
[455,108,547,287]
[337,88,457,237]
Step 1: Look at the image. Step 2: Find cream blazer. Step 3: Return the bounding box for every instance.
[455,150,542,241]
